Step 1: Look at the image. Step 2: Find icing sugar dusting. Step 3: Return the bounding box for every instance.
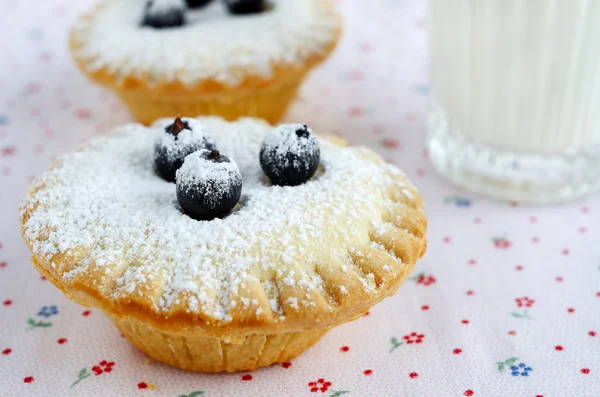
[156,118,214,162]
[176,150,242,206]
[261,123,319,176]
[20,117,414,322]
[148,0,185,14]
[72,0,340,86]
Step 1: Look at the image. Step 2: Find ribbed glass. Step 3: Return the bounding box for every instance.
[428,0,600,203]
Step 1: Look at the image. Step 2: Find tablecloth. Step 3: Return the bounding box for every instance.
[1,0,599,396]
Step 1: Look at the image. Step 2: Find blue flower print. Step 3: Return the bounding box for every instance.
[444,197,472,208]
[38,305,59,318]
[510,363,532,377]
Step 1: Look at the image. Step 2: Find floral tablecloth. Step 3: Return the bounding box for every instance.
[1,0,599,396]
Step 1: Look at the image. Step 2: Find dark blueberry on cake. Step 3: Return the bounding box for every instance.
[176,150,243,221]
[224,0,267,15]
[260,124,320,186]
[154,116,216,182]
[142,0,186,29]
[186,0,214,9]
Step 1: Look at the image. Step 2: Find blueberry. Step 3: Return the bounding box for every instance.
[186,0,214,8]
[154,116,216,182]
[176,150,243,221]
[224,0,267,15]
[260,124,320,186]
[142,0,186,29]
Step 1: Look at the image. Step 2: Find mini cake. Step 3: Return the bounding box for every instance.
[69,0,342,125]
[19,117,427,372]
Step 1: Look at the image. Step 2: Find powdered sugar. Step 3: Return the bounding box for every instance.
[20,117,414,322]
[155,118,214,162]
[147,0,185,14]
[176,149,242,206]
[262,124,318,159]
[72,0,340,86]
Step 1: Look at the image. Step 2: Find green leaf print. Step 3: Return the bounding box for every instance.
[496,357,519,373]
[179,391,205,397]
[70,367,91,388]
[330,391,350,397]
[510,311,531,319]
[389,337,403,353]
[26,318,52,331]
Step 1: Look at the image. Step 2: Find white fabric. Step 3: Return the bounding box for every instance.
[0,0,598,396]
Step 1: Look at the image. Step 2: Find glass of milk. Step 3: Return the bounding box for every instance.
[428,0,600,203]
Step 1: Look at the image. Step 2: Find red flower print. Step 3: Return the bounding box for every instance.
[414,273,436,286]
[461,319,470,324]
[281,362,292,369]
[515,297,535,308]
[340,346,349,352]
[382,138,400,149]
[581,368,590,374]
[74,108,92,119]
[508,330,517,336]
[0,261,6,268]
[26,82,41,94]
[349,70,365,81]
[57,338,67,344]
[409,372,419,379]
[466,290,474,296]
[555,345,563,351]
[100,361,115,373]
[241,374,252,381]
[24,376,34,383]
[1,146,15,157]
[562,249,570,256]
[492,236,512,249]
[359,42,374,53]
[308,378,332,393]
[363,369,373,376]
[82,310,91,316]
[421,305,429,311]
[348,107,364,117]
[464,390,474,396]
[515,265,523,271]
[453,348,462,355]
[3,299,12,306]
[512,297,534,319]
[138,382,148,389]
[73,359,115,387]
[403,332,425,344]
[2,348,11,355]
[589,331,596,337]
[567,307,575,313]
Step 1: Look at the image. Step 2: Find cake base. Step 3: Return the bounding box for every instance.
[107,313,328,372]
[116,76,305,126]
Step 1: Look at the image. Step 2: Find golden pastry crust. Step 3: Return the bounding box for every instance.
[22,161,425,337]
[19,118,426,370]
